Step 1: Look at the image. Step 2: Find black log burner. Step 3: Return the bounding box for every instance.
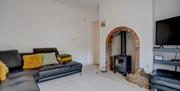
[112,31,131,75]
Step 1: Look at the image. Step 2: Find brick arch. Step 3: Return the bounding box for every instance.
[106,26,140,72]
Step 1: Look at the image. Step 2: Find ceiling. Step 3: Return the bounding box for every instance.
[56,0,100,10]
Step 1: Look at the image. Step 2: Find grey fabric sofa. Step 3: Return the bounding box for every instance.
[0,48,82,91]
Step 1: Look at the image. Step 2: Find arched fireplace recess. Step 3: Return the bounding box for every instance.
[106,26,140,73]
[106,26,149,88]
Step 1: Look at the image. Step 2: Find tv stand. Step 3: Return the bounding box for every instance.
[159,45,164,48]
[153,47,180,72]
[154,60,180,71]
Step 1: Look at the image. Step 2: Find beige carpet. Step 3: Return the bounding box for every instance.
[38,65,149,91]
[96,68,127,82]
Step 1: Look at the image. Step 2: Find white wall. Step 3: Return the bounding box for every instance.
[99,0,153,73]
[92,21,100,65]
[154,0,180,21]
[0,0,3,49]
[0,0,98,65]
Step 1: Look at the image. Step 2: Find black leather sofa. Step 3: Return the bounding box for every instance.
[0,48,82,91]
[151,69,180,91]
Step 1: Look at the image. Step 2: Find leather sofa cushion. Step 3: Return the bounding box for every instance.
[9,70,39,81]
[33,48,59,57]
[39,61,82,71]
[38,61,82,79]
[0,75,40,91]
[38,66,71,79]
[0,50,22,72]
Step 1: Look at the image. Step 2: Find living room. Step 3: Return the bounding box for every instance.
[0,0,180,91]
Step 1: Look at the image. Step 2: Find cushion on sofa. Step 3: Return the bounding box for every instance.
[59,54,72,63]
[0,50,22,72]
[0,61,9,81]
[40,53,58,65]
[22,54,43,69]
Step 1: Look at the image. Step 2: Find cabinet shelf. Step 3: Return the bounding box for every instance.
[153,48,180,53]
[154,60,180,67]
[153,48,180,71]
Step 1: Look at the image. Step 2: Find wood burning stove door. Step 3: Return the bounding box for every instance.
[113,55,131,75]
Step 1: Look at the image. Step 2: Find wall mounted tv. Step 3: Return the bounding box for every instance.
[156,16,180,45]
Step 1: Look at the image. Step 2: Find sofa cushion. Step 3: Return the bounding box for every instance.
[59,54,72,63]
[22,54,43,69]
[0,61,9,81]
[0,50,22,72]
[33,48,59,57]
[40,53,58,65]
[38,61,82,71]
[38,61,82,80]
[9,70,39,81]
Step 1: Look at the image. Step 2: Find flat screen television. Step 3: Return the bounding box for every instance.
[156,16,180,45]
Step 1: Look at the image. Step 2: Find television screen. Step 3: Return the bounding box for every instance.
[156,16,180,45]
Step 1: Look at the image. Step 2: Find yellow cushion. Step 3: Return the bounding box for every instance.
[61,57,72,62]
[23,54,43,69]
[0,61,9,81]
